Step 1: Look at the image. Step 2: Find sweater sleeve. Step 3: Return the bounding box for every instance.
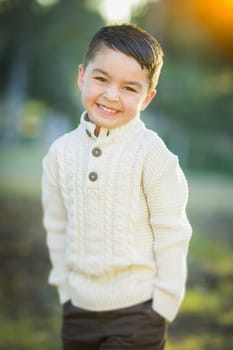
[143,137,192,322]
[41,140,69,303]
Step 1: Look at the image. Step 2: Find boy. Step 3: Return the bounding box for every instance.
[42,24,192,350]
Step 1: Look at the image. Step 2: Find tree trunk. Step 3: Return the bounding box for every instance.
[1,25,31,144]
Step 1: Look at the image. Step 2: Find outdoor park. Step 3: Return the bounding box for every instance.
[0,0,232,349]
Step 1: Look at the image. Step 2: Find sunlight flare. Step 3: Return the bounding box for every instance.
[100,0,142,22]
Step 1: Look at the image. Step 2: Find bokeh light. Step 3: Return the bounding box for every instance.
[35,0,60,7]
[100,0,143,22]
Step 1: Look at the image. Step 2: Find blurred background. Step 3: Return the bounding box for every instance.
[0,0,232,349]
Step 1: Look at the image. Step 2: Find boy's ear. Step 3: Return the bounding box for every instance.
[77,64,84,91]
[141,89,156,111]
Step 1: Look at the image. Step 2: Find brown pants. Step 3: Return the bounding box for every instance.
[62,299,167,350]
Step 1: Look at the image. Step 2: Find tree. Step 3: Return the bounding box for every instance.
[0,0,104,142]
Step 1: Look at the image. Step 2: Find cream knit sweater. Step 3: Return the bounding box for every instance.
[42,112,192,322]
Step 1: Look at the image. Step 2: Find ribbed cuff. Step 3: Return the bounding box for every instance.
[58,281,70,304]
[152,288,184,322]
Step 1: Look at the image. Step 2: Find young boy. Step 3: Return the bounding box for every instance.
[42,24,192,350]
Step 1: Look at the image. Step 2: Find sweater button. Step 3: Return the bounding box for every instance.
[89,172,98,181]
[92,147,102,157]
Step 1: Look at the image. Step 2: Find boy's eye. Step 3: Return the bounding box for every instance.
[124,86,137,93]
[94,76,107,82]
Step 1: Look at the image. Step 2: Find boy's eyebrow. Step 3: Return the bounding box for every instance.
[92,68,143,90]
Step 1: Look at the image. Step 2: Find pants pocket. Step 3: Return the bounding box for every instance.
[143,300,166,324]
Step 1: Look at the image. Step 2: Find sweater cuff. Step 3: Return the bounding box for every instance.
[48,270,70,304]
[58,281,70,304]
[152,288,184,322]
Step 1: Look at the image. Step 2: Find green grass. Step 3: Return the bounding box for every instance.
[0,317,60,350]
[167,334,233,350]
[190,230,232,269]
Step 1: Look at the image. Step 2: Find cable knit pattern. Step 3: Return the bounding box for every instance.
[42,111,192,322]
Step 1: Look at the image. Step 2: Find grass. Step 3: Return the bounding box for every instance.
[167,334,232,350]
[0,145,233,349]
[0,317,60,350]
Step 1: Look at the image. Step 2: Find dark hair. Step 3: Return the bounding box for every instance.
[83,24,163,91]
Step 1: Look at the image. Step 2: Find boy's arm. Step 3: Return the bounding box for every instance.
[41,142,69,303]
[144,147,192,322]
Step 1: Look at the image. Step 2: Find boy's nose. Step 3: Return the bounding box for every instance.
[103,86,119,101]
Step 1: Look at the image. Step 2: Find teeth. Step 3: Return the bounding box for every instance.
[99,104,118,113]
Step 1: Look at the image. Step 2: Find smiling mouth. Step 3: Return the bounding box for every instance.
[97,103,120,114]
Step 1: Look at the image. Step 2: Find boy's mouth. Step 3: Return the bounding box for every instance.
[96,103,120,114]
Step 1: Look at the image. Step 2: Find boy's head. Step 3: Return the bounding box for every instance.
[83,24,163,92]
[78,24,163,135]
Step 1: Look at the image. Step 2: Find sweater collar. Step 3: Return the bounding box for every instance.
[80,111,144,142]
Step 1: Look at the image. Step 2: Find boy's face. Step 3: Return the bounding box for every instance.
[78,46,155,135]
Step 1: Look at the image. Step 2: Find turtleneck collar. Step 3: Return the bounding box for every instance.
[80,111,144,142]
